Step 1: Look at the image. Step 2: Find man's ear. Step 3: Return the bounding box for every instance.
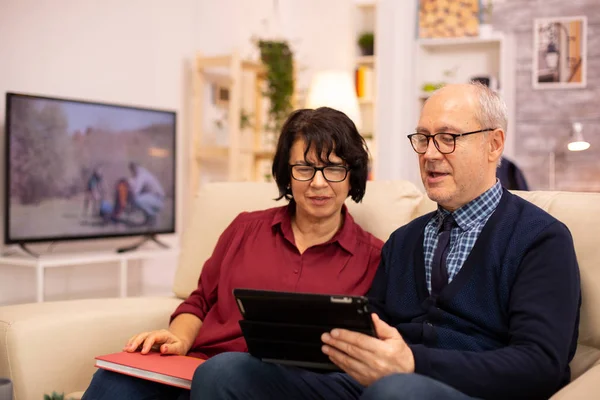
[488,128,505,162]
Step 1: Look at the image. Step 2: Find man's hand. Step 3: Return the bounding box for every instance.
[124,329,190,356]
[321,313,415,386]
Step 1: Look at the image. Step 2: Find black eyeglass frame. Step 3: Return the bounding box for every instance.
[288,164,351,182]
[407,128,495,154]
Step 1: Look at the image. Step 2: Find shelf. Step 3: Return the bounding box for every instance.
[196,55,232,69]
[202,72,233,87]
[355,0,376,8]
[241,148,275,159]
[0,247,179,302]
[196,145,229,161]
[356,55,376,65]
[355,0,377,179]
[0,248,178,268]
[241,60,267,77]
[252,150,275,159]
[417,33,504,49]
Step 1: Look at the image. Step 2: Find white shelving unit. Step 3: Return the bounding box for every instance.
[354,0,378,178]
[0,247,179,302]
[414,32,516,159]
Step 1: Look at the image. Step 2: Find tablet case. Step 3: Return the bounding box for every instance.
[233,288,376,370]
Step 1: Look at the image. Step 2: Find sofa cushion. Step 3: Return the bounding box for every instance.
[0,297,181,400]
[513,190,600,351]
[570,344,600,380]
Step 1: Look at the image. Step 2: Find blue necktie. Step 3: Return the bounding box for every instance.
[431,214,456,296]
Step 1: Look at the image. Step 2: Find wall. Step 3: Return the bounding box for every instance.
[0,0,355,305]
[491,0,600,191]
[375,0,421,186]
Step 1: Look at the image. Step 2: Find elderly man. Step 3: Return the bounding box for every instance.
[191,83,581,400]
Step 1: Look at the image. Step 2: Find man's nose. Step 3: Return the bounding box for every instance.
[423,138,442,159]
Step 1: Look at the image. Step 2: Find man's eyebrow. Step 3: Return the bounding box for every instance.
[437,125,462,133]
[414,125,462,134]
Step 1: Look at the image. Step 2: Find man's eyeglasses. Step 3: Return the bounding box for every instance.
[289,164,350,182]
[407,128,494,154]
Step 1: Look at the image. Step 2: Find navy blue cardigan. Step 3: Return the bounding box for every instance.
[369,190,581,400]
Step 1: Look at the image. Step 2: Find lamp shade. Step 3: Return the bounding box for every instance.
[567,122,590,151]
[305,70,362,131]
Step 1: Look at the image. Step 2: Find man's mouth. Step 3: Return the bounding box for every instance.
[428,171,449,178]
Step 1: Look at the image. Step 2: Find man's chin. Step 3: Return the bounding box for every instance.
[425,187,452,205]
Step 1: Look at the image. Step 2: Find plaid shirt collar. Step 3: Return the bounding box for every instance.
[435,180,503,232]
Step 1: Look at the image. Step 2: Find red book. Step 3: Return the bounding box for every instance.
[94,351,205,390]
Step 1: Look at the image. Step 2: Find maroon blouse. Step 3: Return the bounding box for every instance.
[171,204,383,359]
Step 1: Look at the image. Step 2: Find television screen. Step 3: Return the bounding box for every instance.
[4,92,176,244]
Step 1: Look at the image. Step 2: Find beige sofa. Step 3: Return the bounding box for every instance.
[1,180,599,399]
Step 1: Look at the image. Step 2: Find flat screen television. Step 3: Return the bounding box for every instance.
[4,92,176,245]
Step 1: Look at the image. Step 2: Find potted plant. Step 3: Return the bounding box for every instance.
[257,39,295,134]
[357,32,375,56]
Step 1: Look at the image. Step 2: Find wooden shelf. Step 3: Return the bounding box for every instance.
[196,145,229,161]
[242,149,275,159]
[195,55,232,69]
[355,0,376,8]
[203,72,233,87]
[190,51,296,194]
[241,60,267,76]
[356,55,376,65]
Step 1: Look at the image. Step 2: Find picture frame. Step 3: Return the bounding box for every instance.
[533,16,587,90]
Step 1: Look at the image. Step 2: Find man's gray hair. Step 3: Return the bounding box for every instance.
[470,81,508,133]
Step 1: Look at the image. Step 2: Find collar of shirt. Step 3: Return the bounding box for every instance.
[271,203,355,255]
[434,180,503,232]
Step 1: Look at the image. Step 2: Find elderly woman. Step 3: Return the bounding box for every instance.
[82,107,383,400]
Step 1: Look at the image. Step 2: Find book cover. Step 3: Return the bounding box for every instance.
[95,351,205,390]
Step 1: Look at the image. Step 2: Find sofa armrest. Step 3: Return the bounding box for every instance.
[550,364,600,400]
[0,296,182,400]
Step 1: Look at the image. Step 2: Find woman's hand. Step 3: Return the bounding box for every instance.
[123,329,189,356]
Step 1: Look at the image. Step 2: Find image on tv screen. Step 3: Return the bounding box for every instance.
[5,93,176,243]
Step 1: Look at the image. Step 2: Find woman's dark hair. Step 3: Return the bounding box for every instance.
[271,107,370,203]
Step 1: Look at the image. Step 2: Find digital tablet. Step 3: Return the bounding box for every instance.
[233,288,376,370]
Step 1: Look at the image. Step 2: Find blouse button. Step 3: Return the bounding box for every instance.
[293,269,299,274]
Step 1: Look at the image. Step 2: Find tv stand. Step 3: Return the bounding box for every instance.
[18,243,40,258]
[0,247,179,302]
[116,234,170,254]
